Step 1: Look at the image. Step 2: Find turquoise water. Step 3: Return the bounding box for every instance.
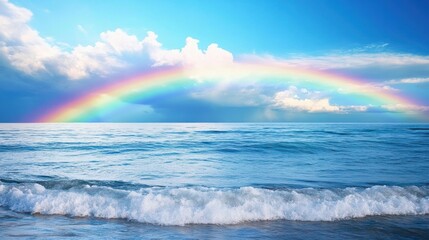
[0,123,428,239]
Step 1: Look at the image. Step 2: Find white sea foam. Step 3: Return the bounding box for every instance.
[0,183,428,225]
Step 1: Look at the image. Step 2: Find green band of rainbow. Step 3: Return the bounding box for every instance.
[37,62,427,122]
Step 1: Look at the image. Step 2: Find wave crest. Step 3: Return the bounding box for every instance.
[0,183,428,225]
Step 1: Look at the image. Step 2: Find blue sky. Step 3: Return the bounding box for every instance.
[1,0,429,122]
[12,0,429,54]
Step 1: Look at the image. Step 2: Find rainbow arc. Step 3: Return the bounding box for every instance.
[38,62,426,122]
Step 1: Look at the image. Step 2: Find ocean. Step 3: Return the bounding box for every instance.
[0,123,428,239]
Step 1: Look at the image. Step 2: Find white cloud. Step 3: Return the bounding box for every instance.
[3,0,428,88]
[189,83,369,114]
[0,0,62,74]
[381,104,429,112]
[348,77,429,97]
[273,86,368,113]
[142,31,182,66]
[182,38,233,68]
[242,53,429,70]
[0,0,32,24]
[54,28,148,79]
[100,28,143,54]
[383,77,429,85]
[58,41,125,79]
[335,43,389,54]
[146,33,233,71]
[0,0,233,80]
[0,0,122,79]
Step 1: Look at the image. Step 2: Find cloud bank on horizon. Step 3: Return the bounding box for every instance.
[0,0,428,122]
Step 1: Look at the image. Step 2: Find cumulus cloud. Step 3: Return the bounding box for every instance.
[273,86,368,113]
[0,0,233,80]
[58,41,123,79]
[59,28,148,79]
[0,0,62,74]
[0,0,129,79]
[143,31,182,66]
[100,29,143,53]
[146,33,234,71]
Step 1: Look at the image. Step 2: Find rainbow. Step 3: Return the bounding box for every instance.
[37,62,427,122]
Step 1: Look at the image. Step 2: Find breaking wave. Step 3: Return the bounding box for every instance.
[0,182,428,225]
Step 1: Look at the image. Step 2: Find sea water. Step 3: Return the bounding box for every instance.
[0,123,428,239]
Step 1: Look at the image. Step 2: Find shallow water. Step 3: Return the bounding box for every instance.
[0,123,428,239]
[1,208,428,239]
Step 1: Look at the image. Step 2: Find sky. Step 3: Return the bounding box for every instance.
[1,0,429,122]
